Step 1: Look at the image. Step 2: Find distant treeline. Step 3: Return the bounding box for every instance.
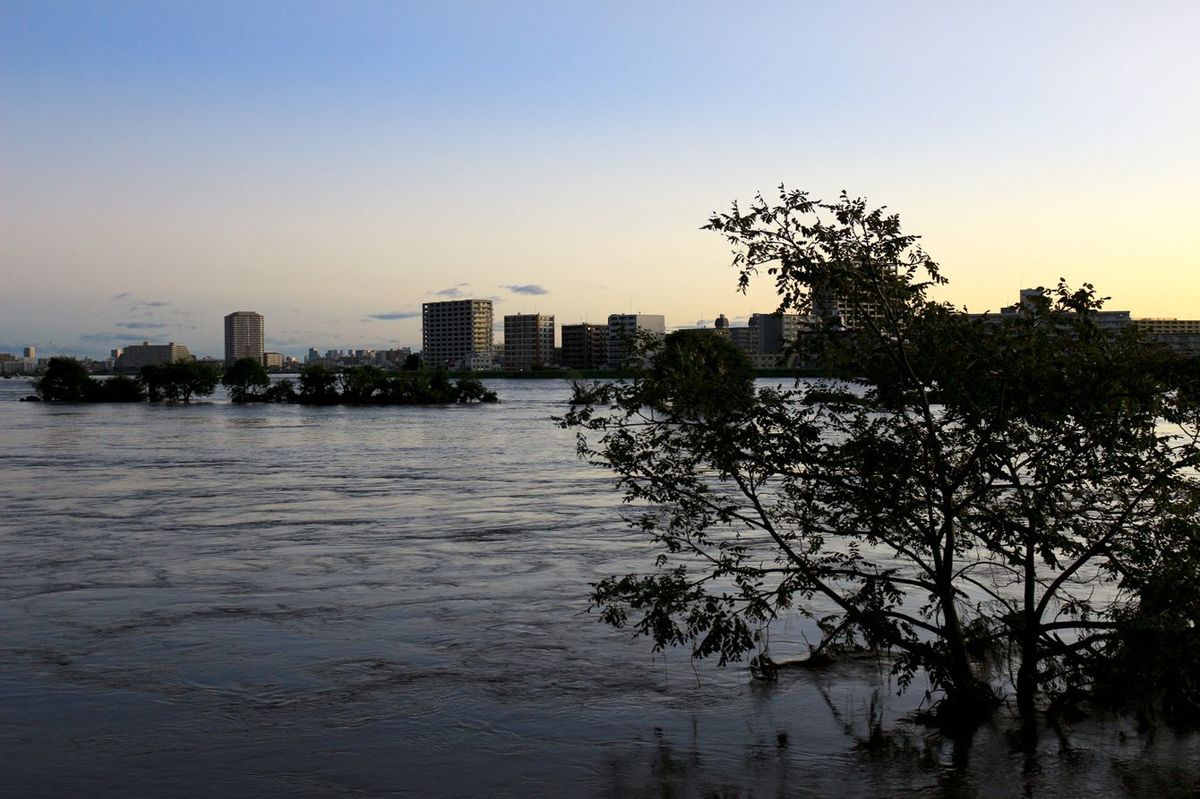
[30,357,498,405]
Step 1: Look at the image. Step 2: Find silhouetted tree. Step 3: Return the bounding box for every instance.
[263,379,297,403]
[35,357,100,401]
[296,363,341,405]
[141,360,220,403]
[222,357,270,403]
[453,376,499,404]
[562,187,1200,725]
[402,353,422,371]
[99,374,146,402]
[340,365,386,404]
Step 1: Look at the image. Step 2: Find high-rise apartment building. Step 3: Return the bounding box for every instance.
[422,300,494,370]
[224,311,265,366]
[561,323,608,369]
[607,313,666,367]
[503,313,554,370]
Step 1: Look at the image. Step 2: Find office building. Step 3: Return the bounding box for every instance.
[561,323,608,369]
[224,311,265,366]
[422,299,494,370]
[263,352,284,370]
[504,313,555,370]
[607,313,665,367]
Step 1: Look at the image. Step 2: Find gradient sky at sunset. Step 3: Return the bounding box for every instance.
[2,1,1198,358]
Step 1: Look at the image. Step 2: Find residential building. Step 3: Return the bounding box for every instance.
[422,299,494,370]
[504,313,555,370]
[116,341,192,371]
[561,323,608,369]
[729,325,761,359]
[750,312,804,357]
[607,313,666,367]
[811,284,884,329]
[711,312,804,367]
[263,351,284,370]
[224,311,265,366]
[1133,318,1200,335]
[997,289,1131,331]
[1134,318,1200,356]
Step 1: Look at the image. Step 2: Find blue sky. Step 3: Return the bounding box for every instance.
[2,1,1198,358]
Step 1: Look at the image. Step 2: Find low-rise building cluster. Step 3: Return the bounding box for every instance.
[7,288,1199,375]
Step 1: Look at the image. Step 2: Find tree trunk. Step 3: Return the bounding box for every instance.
[939,581,993,720]
[1016,536,1038,723]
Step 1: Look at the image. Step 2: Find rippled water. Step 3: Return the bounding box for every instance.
[1,376,1196,797]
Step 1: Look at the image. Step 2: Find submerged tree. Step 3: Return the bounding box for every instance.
[222,357,270,403]
[35,357,101,401]
[561,188,1200,724]
[34,359,145,402]
[141,360,221,403]
[293,362,497,405]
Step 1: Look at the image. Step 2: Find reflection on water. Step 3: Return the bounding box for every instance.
[0,377,1196,797]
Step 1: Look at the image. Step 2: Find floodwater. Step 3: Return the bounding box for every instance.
[0,377,1195,797]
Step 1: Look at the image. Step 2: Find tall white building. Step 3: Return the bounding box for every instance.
[607,313,665,367]
[224,311,265,366]
[503,313,555,370]
[422,300,494,370]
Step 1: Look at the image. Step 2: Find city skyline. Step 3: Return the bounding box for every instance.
[3,2,1198,359]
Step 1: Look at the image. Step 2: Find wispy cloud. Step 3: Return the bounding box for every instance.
[117,321,167,329]
[434,287,464,298]
[80,332,116,343]
[111,292,132,301]
[80,332,170,344]
[503,284,547,295]
[366,310,421,321]
[113,333,164,342]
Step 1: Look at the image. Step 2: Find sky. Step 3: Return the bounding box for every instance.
[2,1,1198,359]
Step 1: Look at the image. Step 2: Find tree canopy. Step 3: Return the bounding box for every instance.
[141,360,221,403]
[25,358,498,407]
[222,357,270,403]
[562,187,1200,726]
[35,358,145,402]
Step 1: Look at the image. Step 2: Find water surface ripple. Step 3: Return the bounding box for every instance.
[0,378,1194,797]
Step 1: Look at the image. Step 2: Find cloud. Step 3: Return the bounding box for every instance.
[366,310,421,321]
[80,332,171,344]
[503,284,548,295]
[113,333,166,342]
[434,287,464,298]
[117,321,167,329]
[142,300,171,308]
[111,292,132,301]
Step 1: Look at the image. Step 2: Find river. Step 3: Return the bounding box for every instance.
[0,376,1195,797]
